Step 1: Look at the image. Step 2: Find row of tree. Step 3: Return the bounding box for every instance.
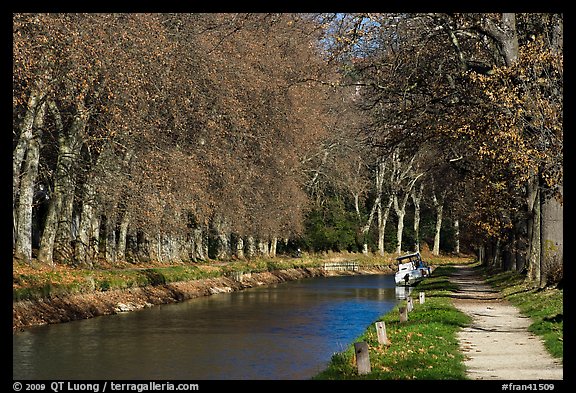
[13,13,338,267]
[13,13,562,286]
[310,13,563,286]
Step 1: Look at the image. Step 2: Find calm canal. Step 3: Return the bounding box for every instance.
[13,273,406,380]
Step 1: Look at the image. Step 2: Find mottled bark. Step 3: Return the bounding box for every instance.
[104,216,117,264]
[540,185,563,287]
[38,100,85,265]
[480,13,519,67]
[89,214,101,263]
[149,232,163,263]
[235,235,244,259]
[190,227,207,261]
[14,100,46,263]
[75,178,98,268]
[258,238,269,257]
[13,89,45,216]
[269,236,277,258]
[116,213,130,261]
[245,235,256,259]
[211,215,230,260]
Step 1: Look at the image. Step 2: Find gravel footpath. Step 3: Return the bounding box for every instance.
[448,265,563,380]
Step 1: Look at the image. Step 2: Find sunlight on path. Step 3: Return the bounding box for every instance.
[449,266,563,380]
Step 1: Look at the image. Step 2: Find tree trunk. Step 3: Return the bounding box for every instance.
[211,214,230,260]
[38,100,85,265]
[13,89,45,221]
[163,233,182,263]
[258,238,269,257]
[116,212,130,261]
[14,135,42,263]
[509,231,517,271]
[394,183,419,255]
[390,149,422,255]
[478,244,485,265]
[37,100,63,266]
[75,179,98,268]
[480,13,519,67]
[270,236,277,258]
[37,190,61,266]
[216,232,230,260]
[493,238,502,269]
[411,182,424,253]
[191,227,206,261]
[53,114,86,262]
[361,195,380,255]
[245,235,256,259]
[149,232,163,263]
[454,218,460,255]
[90,214,101,264]
[395,209,405,255]
[361,156,386,255]
[104,215,117,264]
[540,185,563,287]
[377,196,393,256]
[235,235,245,259]
[500,13,519,66]
[433,204,443,256]
[526,175,541,284]
[431,188,447,256]
[14,100,46,263]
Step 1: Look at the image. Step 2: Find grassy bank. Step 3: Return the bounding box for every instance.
[483,269,564,360]
[314,261,564,380]
[314,266,472,380]
[13,251,401,302]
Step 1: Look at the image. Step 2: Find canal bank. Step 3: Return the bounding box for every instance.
[13,263,393,332]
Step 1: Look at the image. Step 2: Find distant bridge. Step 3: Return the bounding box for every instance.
[322,261,359,271]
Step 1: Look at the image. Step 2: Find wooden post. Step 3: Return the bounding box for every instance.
[419,292,425,304]
[375,321,390,345]
[354,342,371,375]
[399,306,408,323]
[407,296,413,312]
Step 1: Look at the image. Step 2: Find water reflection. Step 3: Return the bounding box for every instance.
[14,273,399,380]
[394,285,414,300]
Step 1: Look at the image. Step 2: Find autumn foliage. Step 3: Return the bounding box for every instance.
[13,13,562,285]
[13,13,338,266]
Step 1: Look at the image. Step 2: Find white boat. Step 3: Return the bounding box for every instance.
[394,252,431,286]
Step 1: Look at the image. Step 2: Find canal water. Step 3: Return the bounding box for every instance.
[13,273,406,380]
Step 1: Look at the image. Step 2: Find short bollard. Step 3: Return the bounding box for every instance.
[419,292,425,304]
[354,341,371,375]
[399,306,408,323]
[375,321,390,346]
[407,296,413,312]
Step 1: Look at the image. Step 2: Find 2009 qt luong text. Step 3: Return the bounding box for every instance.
[49,382,199,393]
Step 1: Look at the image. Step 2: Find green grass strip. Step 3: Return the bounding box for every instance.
[314,266,471,380]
